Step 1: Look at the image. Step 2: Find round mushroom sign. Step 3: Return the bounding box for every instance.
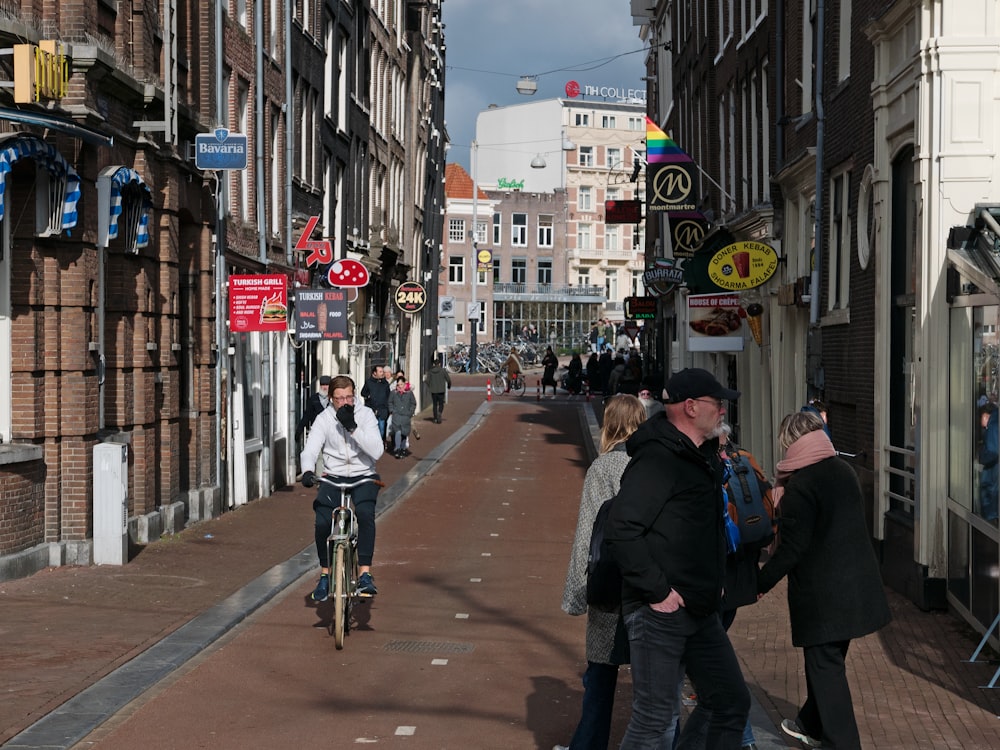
[326,258,369,302]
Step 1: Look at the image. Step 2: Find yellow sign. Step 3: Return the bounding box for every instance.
[707,241,779,291]
[476,248,492,273]
[14,41,69,104]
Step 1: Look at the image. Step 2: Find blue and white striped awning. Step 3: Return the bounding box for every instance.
[107,166,152,249]
[0,134,80,229]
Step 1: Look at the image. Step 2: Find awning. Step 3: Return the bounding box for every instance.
[0,133,81,230]
[106,166,152,250]
[0,106,114,147]
[948,208,1000,297]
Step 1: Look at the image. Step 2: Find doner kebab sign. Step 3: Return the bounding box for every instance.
[707,241,779,291]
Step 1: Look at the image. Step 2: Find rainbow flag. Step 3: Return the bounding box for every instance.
[646,116,689,164]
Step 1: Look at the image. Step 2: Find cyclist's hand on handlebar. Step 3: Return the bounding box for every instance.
[301,470,316,488]
[336,404,358,432]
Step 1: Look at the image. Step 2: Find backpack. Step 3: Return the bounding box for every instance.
[724,448,775,551]
[586,495,622,612]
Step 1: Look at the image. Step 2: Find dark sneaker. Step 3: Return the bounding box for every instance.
[311,574,330,602]
[781,719,822,748]
[357,572,377,596]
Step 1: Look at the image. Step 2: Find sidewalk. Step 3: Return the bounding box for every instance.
[3,379,1000,748]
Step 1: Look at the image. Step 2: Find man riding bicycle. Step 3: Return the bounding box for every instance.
[300,375,384,601]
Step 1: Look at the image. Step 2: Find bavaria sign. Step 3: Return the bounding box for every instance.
[195,128,248,170]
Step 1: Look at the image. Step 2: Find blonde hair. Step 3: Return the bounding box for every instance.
[777,411,825,452]
[600,394,646,454]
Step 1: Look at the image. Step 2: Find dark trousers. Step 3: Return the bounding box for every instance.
[621,606,749,750]
[798,641,861,749]
[568,661,619,750]
[431,391,446,420]
[313,474,379,567]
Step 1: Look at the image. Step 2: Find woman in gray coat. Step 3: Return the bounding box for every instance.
[557,394,647,750]
[387,377,417,458]
[758,411,891,750]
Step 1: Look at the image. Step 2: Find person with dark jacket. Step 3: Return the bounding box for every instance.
[565,352,584,395]
[598,348,614,393]
[387,376,417,458]
[423,356,452,423]
[296,375,331,439]
[605,368,749,749]
[540,346,558,397]
[758,411,891,750]
[361,365,391,441]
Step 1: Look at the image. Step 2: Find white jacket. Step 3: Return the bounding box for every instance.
[300,402,384,476]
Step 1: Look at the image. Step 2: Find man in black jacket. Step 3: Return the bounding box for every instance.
[606,368,750,749]
[361,365,391,442]
[296,375,331,439]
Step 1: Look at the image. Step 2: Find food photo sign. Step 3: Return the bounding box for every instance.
[687,293,745,352]
[229,274,288,333]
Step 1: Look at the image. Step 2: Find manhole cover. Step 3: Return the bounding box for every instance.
[383,640,475,654]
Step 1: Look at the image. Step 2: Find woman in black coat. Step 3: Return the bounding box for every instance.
[540,346,558,397]
[758,412,891,750]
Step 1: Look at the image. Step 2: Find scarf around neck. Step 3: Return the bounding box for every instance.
[772,429,837,507]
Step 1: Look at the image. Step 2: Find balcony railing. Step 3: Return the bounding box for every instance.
[492,283,605,301]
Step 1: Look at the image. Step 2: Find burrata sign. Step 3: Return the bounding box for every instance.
[707,241,779,291]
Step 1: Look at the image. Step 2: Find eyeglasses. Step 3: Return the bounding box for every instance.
[331,395,355,405]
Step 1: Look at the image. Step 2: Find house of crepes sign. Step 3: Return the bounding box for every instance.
[195,128,248,170]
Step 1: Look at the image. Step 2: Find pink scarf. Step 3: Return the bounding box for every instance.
[771,429,837,508]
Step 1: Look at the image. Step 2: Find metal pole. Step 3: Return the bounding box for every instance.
[470,140,479,373]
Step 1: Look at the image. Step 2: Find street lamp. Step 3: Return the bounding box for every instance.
[516,76,538,95]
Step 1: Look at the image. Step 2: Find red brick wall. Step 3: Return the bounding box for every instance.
[0,463,45,554]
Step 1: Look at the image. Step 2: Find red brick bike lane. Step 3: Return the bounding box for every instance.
[72,399,605,749]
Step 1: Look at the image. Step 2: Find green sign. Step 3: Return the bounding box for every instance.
[497,177,525,190]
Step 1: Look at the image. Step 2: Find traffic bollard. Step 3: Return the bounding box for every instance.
[487,378,492,401]
[537,379,541,402]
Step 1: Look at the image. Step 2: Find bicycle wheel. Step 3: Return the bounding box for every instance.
[494,373,507,393]
[511,376,526,396]
[332,544,347,649]
[346,543,359,634]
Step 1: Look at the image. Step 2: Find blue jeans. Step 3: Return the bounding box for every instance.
[620,606,749,750]
[377,417,387,441]
[567,661,619,750]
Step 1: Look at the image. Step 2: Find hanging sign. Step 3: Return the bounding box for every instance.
[624,296,657,320]
[707,241,779,290]
[394,281,427,313]
[687,293,744,352]
[229,274,287,332]
[195,128,248,171]
[476,248,493,274]
[296,215,334,268]
[295,289,349,340]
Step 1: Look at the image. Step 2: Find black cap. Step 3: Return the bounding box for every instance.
[319,376,332,386]
[665,368,740,404]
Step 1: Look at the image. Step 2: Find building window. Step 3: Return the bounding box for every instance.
[828,168,852,311]
[578,223,592,249]
[538,214,553,247]
[578,186,593,212]
[538,259,552,285]
[492,255,501,283]
[493,211,501,244]
[601,115,617,129]
[632,269,644,295]
[512,258,527,284]
[607,146,622,168]
[449,218,466,243]
[511,213,527,246]
[448,255,465,284]
[578,266,591,286]
[605,269,618,301]
[474,219,488,245]
[575,112,590,126]
[628,116,643,131]
[838,0,852,82]
[607,186,621,201]
[606,225,621,251]
[578,146,594,168]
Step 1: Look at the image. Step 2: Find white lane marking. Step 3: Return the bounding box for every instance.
[431,659,448,666]
[455,613,470,619]
[481,552,492,557]
[470,577,482,582]
[395,726,417,736]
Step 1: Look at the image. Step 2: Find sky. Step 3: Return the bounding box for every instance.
[442,0,647,171]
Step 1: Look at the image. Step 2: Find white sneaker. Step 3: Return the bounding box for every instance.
[781,719,822,748]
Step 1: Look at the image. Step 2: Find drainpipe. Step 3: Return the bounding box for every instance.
[285,0,296,480]
[810,0,826,326]
[775,0,785,164]
[215,0,228,507]
[256,0,268,264]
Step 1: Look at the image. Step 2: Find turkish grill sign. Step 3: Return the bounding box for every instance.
[229,274,288,333]
[295,290,349,340]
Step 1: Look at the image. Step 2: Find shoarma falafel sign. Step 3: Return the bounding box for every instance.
[707,241,779,290]
[229,274,288,332]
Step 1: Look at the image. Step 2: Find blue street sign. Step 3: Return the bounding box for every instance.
[195,128,248,170]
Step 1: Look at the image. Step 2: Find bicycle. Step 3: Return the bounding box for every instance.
[316,474,381,649]
[495,370,526,396]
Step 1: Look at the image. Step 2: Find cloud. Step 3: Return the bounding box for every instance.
[443,0,645,168]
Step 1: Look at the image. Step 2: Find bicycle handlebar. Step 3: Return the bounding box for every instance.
[317,475,383,490]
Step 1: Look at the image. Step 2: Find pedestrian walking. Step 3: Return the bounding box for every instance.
[387,376,417,458]
[361,365,390,442]
[300,375,383,600]
[758,411,891,750]
[605,367,750,749]
[423,354,452,423]
[541,346,559,397]
[555,394,648,750]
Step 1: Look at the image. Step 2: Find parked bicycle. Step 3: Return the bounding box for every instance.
[316,474,381,648]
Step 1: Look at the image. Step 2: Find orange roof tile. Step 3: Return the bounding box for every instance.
[445,162,489,201]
